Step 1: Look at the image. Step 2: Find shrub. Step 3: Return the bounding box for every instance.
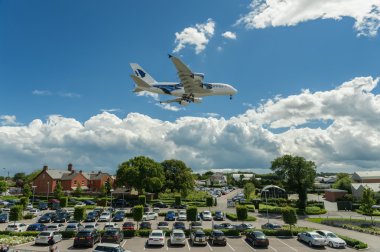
[304,206,327,215]
[133,205,143,222]
[226,213,256,221]
[206,197,213,208]
[60,197,68,208]
[186,206,197,222]
[20,197,29,210]
[138,195,146,206]
[175,195,181,206]
[138,229,151,237]
[123,230,136,237]
[9,206,23,222]
[60,230,77,238]
[246,205,255,212]
[236,205,248,221]
[74,207,86,221]
[23,213,34,219]
[338,235,368,249]
[0,231,39,237]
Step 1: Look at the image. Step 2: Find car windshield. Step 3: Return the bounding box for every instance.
[39,232,51,236]
[7,225,17,228]
[254,232,265,238]
[151,232,162,237]
[192,222,202,226]
[213,232,224,237]
[67,224,77,228]
[123,223,133,226]
[312,234,323,238]
[326,233,338,238]
[77,232,91,237]
[158,222,168,226]
[105,230,118,235]
[173,232,184,237]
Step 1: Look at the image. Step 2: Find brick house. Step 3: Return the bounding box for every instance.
[352,171,380,183]
[32,164,113,194]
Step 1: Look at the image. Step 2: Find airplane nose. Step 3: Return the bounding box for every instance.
[231,86,238,94]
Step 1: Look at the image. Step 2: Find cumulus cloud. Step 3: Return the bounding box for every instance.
[237,0,380,37]
[0,115,21,126]
[173,19,216,54]
[2,76,380,173]
[222,31,237,40]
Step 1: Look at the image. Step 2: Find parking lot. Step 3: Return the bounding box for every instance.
[15,236,357,252]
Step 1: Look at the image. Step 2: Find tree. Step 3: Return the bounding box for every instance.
[23,183,32,198]
[175,195,181,206]
[0,180,8,194]
[116,156,164,194]
[138,195,146,206]
[54,181,64,199]
[72,184,82,197]
[187,206,198,222]
[9,206,23,224]
[206,196,214,209]
[13,173,26,187]
[20,197,29,210]
[133,205,144,228]
[282,207,297,235]
[360,187,376,223]
[105,178,111,194]
[74,207,86,221]
[236,205,248,222]
[333,173,352,193]
[244,182,255,200]
[161,159,195,196]
[146,177,163,193]
[271,155,316,211]
[60,197,68,208]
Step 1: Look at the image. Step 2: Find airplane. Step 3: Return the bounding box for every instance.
[129,54,238,106]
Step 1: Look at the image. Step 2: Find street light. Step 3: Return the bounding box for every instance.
[122,186,126,209]
[109,189,114,226]
[32,186,37,207]
[262,189,269,223]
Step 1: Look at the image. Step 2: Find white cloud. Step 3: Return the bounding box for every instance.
[237,0,380,37]
[100,108,122,113]
[2,76,380,173]
[136,91,182,111]
[60,92,81,98]
[0,115,21,126]
[173,19,216,54]
[222,31,237,40]
[32,90,52,96]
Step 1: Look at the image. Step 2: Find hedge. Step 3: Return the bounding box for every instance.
[0,231,39,237]
[226,213,256,221]
[338,235,368,249]
[304,206,327,215]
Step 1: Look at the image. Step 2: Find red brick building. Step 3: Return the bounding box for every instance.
[32,164,113,194]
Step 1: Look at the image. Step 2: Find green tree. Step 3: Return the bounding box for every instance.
[72,184,82,197]
[360,187,376,223]
[20,197,29,210]
[271,155,316,211]
[161,159,195,196]
[0,180,8,194]
[133,205,144,228]
[138,195,146,206]
[146,177,163,193]
[54,181,64,199]
[333,173,352,193]
[206,196,214,209]
[9,206,23,224]
[282,207,297,235]
[99,185,107,197]
[13,173,26,187]
[74,207,86,221]
[236,205,248,222]
[116,156,164,194]
[244,182,255,200]
[23,183,32,198]
[175,195,181,206]
[187,206,198,222]
[60,197,68,208]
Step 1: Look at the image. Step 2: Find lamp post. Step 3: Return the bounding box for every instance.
[32,185,37,207]
[122,186,125,209]
[262,189,269,223]
[109,189,114,226]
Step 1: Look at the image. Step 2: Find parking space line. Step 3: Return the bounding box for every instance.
[207,242,213,251]
[276,239,297,252]
[241,238,256,251]
[269,245,278,252]
[227,242,236,251]
[186,239,191,251]
[121,240,127,247]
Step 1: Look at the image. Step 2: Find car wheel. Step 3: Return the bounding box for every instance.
[329,241,333,248]
[90,241,94,248]
[308,241,312,247]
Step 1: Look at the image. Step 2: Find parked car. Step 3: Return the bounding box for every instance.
[157,221,169,230]
[190,221,202,230]
[233,223,253,231]
[201,210,212,221]
[75,201,86,207]
[35,231,62,245]
[93,243,130,252]
[113,211,126,222]
[172,203,187,209]
[190,230,207,246]
[85,212,98,222]
[104,223,119,230]
[83,199,96,205]
[27,223,46,231]
[29,208,41,216]
[83,223,100,230]
[147,229,165,247]
[177,210,187,221]
[214,211,225,221]
[261,222,282,230]
[26,203,33,210]
[38,202,48,210]
[73,229,101,248]
[99,211,112,222]
[113,199,129,208]
[214,223,234,229]
[315,230,346,248]
[209,230,227,246]
[65,223,83,232]
[297,231,327,247]
[45,223,65,232]
[38,212,57,223]
[142,212,158,221]
[246,231,269,247]
[122,222,135,231]
[173,222,185,230]
[152,202,168,208]
[101,228,124,244]
[5,223,27,232]
[165,211,176,221]
[169,229,186,246]
[54,212,70,223]
[140,222,152,229]
[0,213,9,223]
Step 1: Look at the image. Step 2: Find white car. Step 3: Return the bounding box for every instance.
[35,231,62,245]
[5,223,27,232]
[170,229,186,245]
[297,231,327,247]
[75,202,86,207]
[147,230,165,246]
[29,208,41,216]
[177,210,187,221]
[93,243,130,252]
[315,230,346,248]
[153,207,160,213]
[45,223,65,232]
[202,210,212,221]
[99,211,112,222]
[65,223,83,232]
[83,222,100,230]
[142,212,158,221]
[104,223,119,230]
[26,203,34,210]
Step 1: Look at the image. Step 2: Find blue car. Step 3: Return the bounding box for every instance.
[165,211,176,221]
[27,223,46,231]
[0,213,8,223]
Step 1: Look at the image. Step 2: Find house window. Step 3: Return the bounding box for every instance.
[81,181,84,185]
[74,180,77,185]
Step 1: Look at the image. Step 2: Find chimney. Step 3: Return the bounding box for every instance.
[98,171,101,175]
[43,165,48,171]
[68,163,73,171]
[79,170,82,174]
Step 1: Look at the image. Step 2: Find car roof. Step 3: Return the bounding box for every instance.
[194,230,205,234]
[95,243,120,248]
[212,230,224,234]
[172,229,184,233]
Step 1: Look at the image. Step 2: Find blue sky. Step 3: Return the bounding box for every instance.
[1,0,380,174]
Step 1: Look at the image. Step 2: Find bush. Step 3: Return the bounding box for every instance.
[0,231,39,237]
[304,206,327,215]
[175,195,181,206]
[246,205,255,212]
[9,206,23,222]
[20,197,29,210]
[97,198,108,207]
[226,213,256,221]
[23,213,34,219]
[123,230,136,237]
[60,230,77,238]
[74,207,86,221]
[133,205,143,222]
[60,197,68,208]
[138,229,151,237]
[186,206,197,222]
[138,195,146,206]
[236,205,248,221]
[338,235,368,249]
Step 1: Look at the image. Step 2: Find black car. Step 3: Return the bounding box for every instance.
[214,211,225,221]
[246,231,269,248]
[54,212,70,223]
[113,199,129,208]
[209,230,227,246]
[101,229,124,244]
[172,204,187,209]
[73,229,101,248]
[0,213,9,223]
[38,202,48,210]
[173,222,186,230]
[38,213,57,223]
[152,202,168,208]
[26,223,46,231]
[84,212,98,222]
[84,200,96,206]
[112,211,125,222]
[139,222,152,229]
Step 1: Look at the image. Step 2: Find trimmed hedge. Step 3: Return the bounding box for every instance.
[304,206,327,215]
[339,235,368,249]
[0,231,39,236]
[226,213,256,221]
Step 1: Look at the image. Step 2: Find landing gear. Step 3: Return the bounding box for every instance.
[230,95,233,100]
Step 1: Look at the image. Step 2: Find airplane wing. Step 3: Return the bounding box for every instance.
[168,55,211,95]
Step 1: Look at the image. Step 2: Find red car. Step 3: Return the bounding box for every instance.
[122,222,135,230]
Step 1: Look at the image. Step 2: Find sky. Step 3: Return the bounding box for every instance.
[1,0,380,175]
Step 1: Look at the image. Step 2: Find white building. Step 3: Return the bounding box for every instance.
[351,183,380,199]
[232,173,254,181]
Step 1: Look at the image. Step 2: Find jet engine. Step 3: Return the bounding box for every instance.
[192,73,204,81]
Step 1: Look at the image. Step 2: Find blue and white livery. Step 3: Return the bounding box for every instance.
[130,55,238,106]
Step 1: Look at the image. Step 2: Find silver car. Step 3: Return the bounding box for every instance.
[297,231,327,247]
[35,231,62,245]
[315,230,346,248]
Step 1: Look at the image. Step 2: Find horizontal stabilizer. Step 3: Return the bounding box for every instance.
[130,75,151,89]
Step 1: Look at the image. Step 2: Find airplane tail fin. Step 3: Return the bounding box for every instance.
[130,75,151,91]
[130,63,156,85]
